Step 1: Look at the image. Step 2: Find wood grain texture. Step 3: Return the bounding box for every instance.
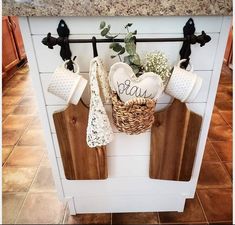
[9,16,26,60]
[150,99,202,181]
[2,16,20,72]
[53,101,107,180]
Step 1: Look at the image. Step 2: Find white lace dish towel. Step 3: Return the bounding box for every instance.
[86,57,113,148]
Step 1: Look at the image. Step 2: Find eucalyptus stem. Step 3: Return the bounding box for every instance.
[100,21,141,75]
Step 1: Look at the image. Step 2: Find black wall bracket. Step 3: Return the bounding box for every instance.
[42,18,211,70]
[42,19,74,70]
[179,18,211,69]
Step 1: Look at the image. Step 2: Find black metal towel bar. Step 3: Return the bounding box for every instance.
[41,18,211,70]
[42,33,210,45]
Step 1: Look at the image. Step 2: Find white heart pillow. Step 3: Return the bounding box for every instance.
[109,62,164,102]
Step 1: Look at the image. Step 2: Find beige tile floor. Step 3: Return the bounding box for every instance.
[2,64,233,224]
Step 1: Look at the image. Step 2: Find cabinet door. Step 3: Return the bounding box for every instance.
[9,16,26,60]
[2,16,20,71]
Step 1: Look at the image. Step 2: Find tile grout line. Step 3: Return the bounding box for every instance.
[208,140,233,182]
[2,90,25,107]
[2,104,18,123]
[2,91,42,224]
[13,146,45,224]
[216,105,232,129]
[198,148,232,190]
[214,73,232,129]
[195,192,209,225]
[3,98,37,151]
[2,146,15,168]
[3,82,38,167]
[6,67,70,223]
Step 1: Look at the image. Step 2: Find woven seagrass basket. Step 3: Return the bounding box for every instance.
[111,92,156,135]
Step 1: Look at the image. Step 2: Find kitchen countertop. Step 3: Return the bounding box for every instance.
[2,0,232,16]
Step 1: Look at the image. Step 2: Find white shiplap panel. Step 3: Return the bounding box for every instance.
[108,156,150,177]
[29,16,222,35]
[33,33,219,73]
[136,33,219,72]
[57,155,150,179]
[107,132,151,156]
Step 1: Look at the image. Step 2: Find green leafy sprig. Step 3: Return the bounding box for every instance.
[99,21,142,76]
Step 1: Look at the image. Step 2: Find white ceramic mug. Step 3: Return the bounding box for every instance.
[165,59,202,102]
[48,61,87,105]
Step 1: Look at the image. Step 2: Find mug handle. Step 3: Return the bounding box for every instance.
[177,59,194,72]
[63,60,80,74]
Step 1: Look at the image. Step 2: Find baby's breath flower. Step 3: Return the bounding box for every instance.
[144,51,171,85]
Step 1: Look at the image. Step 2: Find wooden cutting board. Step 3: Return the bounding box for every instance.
[53,101,107,180]
[150,99,202,181]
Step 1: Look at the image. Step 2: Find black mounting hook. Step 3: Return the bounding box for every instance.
[92,36,98,57]
[179,18,195,69]
[42,19,74,71]
[179,18,211,69]
[57,20,72,62]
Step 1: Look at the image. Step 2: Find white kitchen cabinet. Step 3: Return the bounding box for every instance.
[19,16,231,214]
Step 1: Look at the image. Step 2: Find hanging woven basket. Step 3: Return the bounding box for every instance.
[111,92,156,135]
